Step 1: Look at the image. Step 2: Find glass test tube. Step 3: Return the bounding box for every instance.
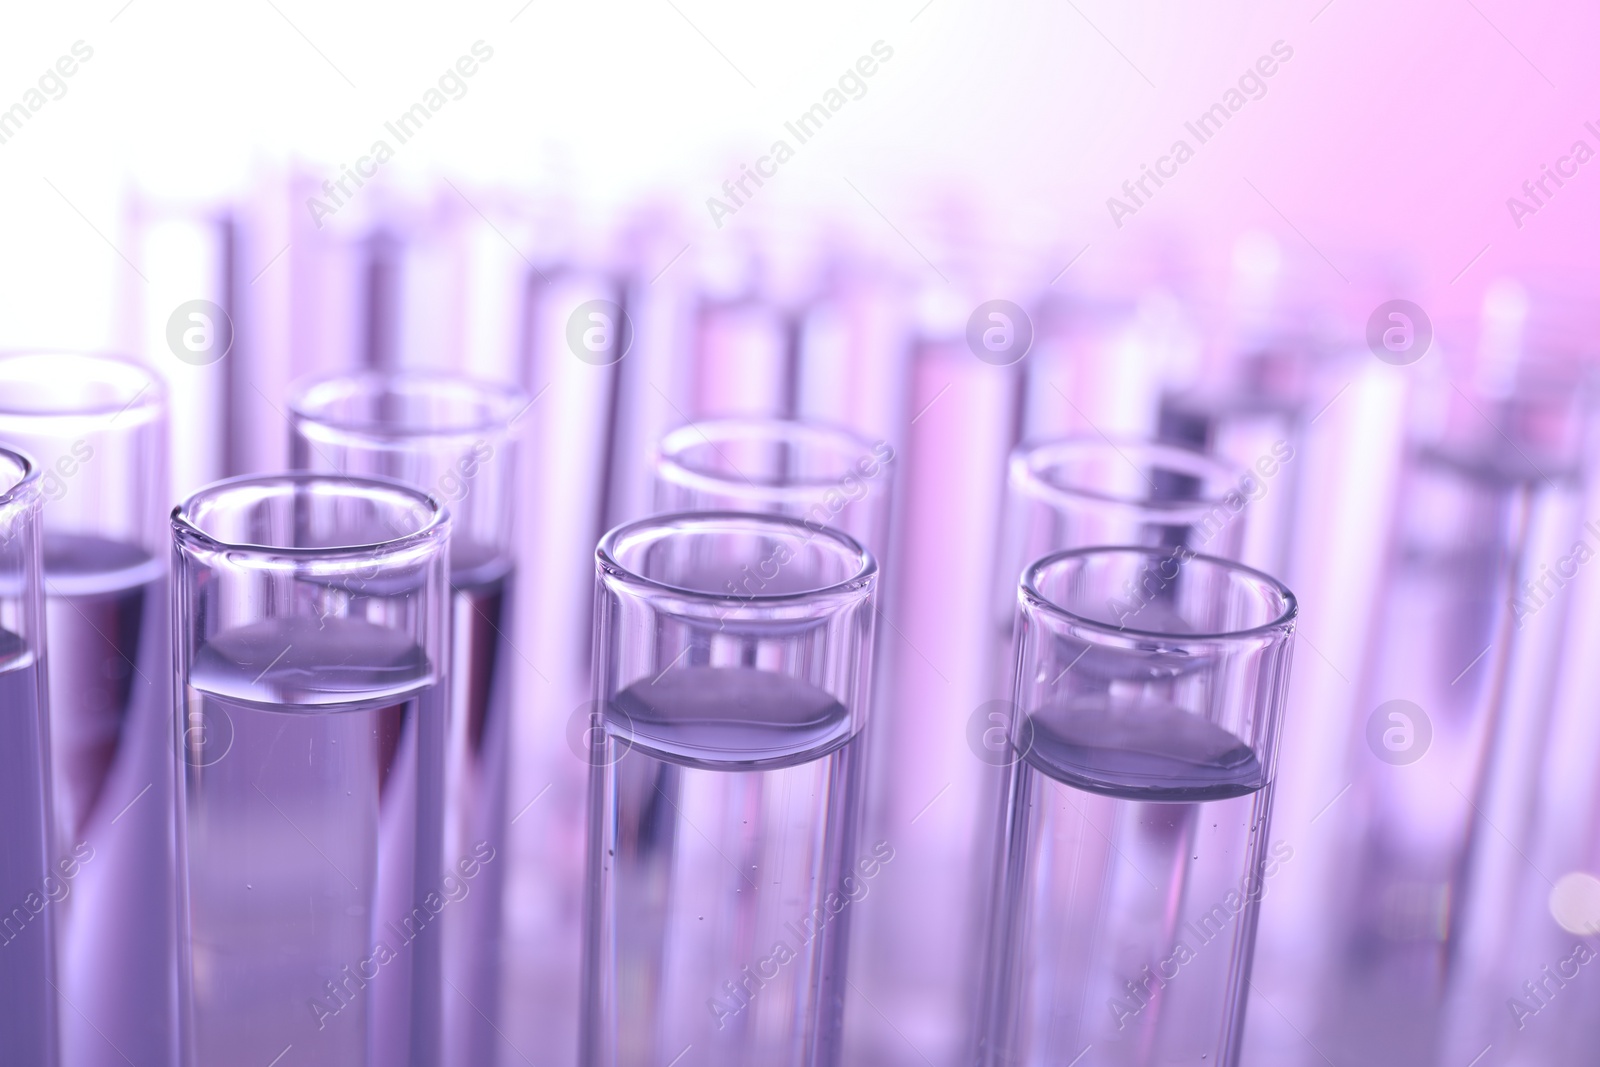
[995,436,1259,703]
[854,306,1019,1067]
[582,512,878,1067]
[172,475,450,1067]
[288,370,527,1067]
[517,252,639,1067]
[977,546,1297,1067]
[654,417,895,554]
[1000,438,1255,611]
[1157,356,1310,578]
[0,351,175,1067]
[976,439,1256,970]
[1331,380,1585,1067]
[0,448,56,1066]
[654,418,898,1064]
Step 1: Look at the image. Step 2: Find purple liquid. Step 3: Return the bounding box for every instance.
[42,532,176,1067]
[442,549,514,1067]
[0,631,56,1066]
[182,614,445,1067]
[1022,696,1265,800]
[591,666,862,1067]
[983,699,1273,1067]
[610,664,854,768]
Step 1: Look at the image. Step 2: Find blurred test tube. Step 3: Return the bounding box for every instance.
[0,352,175,1067]
[845,285,1021,1067]
[0,449,55,1066]
[289,370,529,1067]
[504,228,628,1067]
[1310,289,1588,1066]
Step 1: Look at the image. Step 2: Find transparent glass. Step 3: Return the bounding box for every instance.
[1001,439,1254,615]
[288,370,526,1067]
[172,475,451,1067]
[990,438,1258,749]
[1157,362,1308,578]
[654,418,895,555]
[0,449,57,1065]
[653,418,901,1065]
[582,512,878,1067]
[689,292,797,419]
[977,546,1297,1067]
[1321,373,1588,1067]
[0,349,175,1066]
[844,312,1018,1067]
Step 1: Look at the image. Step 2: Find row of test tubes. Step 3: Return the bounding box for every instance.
[0,181,1596,1067]
[0,355,1295,1067]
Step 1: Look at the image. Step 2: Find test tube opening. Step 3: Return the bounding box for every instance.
[1013,437,1249,526]
[289,370,527,444]
[600,510,875,604]
[657,418,887,502]
[1023,545,1297,641]
[0,350,166,424]
[173,473,447,556]
[1013,547,1297,801]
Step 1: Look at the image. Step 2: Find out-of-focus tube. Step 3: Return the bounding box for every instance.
[0,448,56,1066]
[0,351,174,1067]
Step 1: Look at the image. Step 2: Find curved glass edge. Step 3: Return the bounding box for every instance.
[656,418,894,502]
[596,509,878,610]
[288,370,529,446]
[0,350,168,422]
[1019,544,1298,644]
[1010,436,1250,519]
[171,472,452,571]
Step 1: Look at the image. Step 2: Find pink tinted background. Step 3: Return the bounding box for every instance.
[0,0,1595,343]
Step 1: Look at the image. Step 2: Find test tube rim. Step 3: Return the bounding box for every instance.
[172,471,450,564]
[655,416,889,505]
[1020,544,1297,644]
[0,349,167,424]
[286,369,529,445]
[0,445,42,510]
[597,509,876,607]
[1011,436,1248,521]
